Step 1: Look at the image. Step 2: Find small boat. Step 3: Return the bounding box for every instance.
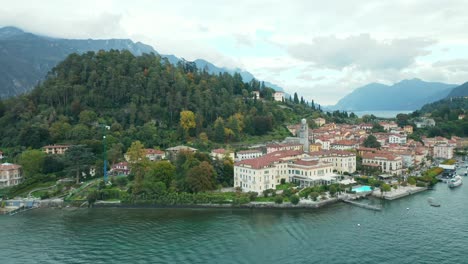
[427,197,441,207]
[448,176,463,188]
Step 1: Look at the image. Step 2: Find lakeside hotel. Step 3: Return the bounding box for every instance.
[234,119,356,193]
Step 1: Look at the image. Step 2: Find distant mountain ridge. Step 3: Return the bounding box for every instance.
[0,26,283,98]
[331,78,458,111]
[446,82,468,98]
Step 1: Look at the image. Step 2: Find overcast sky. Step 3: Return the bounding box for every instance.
[1,0,468,105]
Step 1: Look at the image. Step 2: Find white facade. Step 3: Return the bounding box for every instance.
[273,92,284,102]
[389,134,407,144]
[362,153,403,175]
[310,151,356,174]
[236,150,263,161]
[433,144,454,159]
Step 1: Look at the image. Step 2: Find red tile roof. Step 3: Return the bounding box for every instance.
[0,163,21,170]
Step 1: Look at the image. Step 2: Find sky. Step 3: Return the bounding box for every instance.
[1,0,468,105]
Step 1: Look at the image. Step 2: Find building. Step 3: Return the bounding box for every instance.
[273,91,284,102]
[233,150,314,193]
[43,145,70,155]
[379,121,398,131]
[362,152,403,175]
[252,91,260,99]
[110,162,130,176]
[165,145,197,160]
[330,140,359,151]
[389,134,407,144]
[313,118,326,127]
[458,114,465,120]
[210,148,235,160]
[145,149,166,161]
[299,119,310,153]
[266,143,303,154]
[359,123,373,130]
[433,144,454,159]
[309,150,356,174]
[289,159,338,187]
[315,138,331,150]
[403,125,413,134]
[415,118,436,128]
[0,163,22,188]
[309,143,322,152]
[0,151,3,160]
[236,149,263,161]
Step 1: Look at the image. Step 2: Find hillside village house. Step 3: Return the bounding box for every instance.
[273,91,284,102]
[403,125,413,134]
[210,148,235,160]
[362,152,403,175]
[0,163,22,188]
[433,144,454,159]
[43,145,70,155]
[110,162,130,176]
[389,134,407,144]
[252,91,260,99]
[313,118,326,127]
[379,121,398,131]
[165,145,197,160]
[236,149,263,161]
[145,148,166,161]
[415,117,436,128]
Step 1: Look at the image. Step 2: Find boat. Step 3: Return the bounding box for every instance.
[448,176,463,188]
[427,197,440,207]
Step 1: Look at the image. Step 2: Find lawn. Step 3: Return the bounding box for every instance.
[276,183,297,190]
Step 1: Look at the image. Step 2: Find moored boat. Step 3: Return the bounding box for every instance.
[448,176,462,188]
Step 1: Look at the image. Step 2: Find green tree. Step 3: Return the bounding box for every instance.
[213,117,225,143]
[146,161,176,188]
[381,183,391,192]
[186,161,216,193]
[64,145,95,184]
[363,135,381,149]
[126,141,148,194]
[17,149,46,179]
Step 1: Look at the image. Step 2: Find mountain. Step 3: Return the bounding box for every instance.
[0,26,283,98]
[331,78,457,111]
[446,82,468,98]
[0,50,310,149]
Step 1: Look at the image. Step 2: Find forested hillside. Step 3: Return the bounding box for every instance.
[0,50,315,152]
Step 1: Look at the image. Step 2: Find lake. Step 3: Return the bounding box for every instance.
[353,110,413,118]
[1,180,467,263]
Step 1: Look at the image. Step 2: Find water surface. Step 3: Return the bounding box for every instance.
[1,181,467,264]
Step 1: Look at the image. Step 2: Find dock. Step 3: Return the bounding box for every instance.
[342,199,382,211]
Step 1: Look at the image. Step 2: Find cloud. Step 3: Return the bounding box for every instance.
[285,34,436,70]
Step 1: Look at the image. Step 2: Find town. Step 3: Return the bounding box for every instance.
[1,112,463,212]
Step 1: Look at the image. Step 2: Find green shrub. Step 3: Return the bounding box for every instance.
[280,178,286,184]
[310,192,319,201]
[275,195,284,204]
[290,195,300,205]
[247,191,258,201]
[416,182,427,187]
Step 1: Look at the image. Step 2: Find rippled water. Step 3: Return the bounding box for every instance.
[1,182,467,264]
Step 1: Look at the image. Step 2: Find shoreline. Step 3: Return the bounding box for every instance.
[2,186,431,214]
